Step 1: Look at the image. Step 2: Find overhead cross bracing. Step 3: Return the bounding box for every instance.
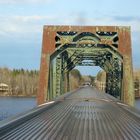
[38,26,134,106]
[0,26,137,139]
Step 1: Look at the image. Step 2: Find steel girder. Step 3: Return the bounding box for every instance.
[38,26,134,106]
[49,47,122,100]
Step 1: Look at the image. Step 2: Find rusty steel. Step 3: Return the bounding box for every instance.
[37,26,134,106]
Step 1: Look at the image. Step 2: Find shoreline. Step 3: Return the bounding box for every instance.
[0,95,36,98]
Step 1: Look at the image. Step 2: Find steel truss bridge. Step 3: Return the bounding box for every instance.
[0,26,139,140]
[38,26,134,106]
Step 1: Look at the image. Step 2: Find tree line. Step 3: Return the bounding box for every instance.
[2,67,139,97]
[0,67,39,96]
[0,67,96,97]
[133,69,140,97]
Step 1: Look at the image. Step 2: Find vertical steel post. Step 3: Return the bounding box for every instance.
[37,26,55,105]
[37,26,134,106]
[118,27,134,105]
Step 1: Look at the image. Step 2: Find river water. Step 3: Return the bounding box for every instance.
[0,97,140,121]
[135,98,140,110]
[0,97,37,121]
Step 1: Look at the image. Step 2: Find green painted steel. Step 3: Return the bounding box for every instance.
[48,31,123,100]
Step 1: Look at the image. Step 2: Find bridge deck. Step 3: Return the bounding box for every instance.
[0,87,140,140]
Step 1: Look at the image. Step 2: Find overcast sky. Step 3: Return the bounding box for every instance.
[0,0,140,75]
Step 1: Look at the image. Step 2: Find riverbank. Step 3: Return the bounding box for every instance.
[0,95,36,98]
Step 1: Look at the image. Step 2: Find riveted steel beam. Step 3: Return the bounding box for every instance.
[38,26,134,106]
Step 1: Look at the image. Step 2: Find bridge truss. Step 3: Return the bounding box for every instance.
[38,26,134,106]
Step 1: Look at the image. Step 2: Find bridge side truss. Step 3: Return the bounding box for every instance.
[38,26,134,106]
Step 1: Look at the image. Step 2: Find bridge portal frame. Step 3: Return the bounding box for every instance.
[37,26,134,106]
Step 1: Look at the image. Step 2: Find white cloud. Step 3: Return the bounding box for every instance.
[0,14,139,68]
[0,15,140,43]
[0,15,56,37]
